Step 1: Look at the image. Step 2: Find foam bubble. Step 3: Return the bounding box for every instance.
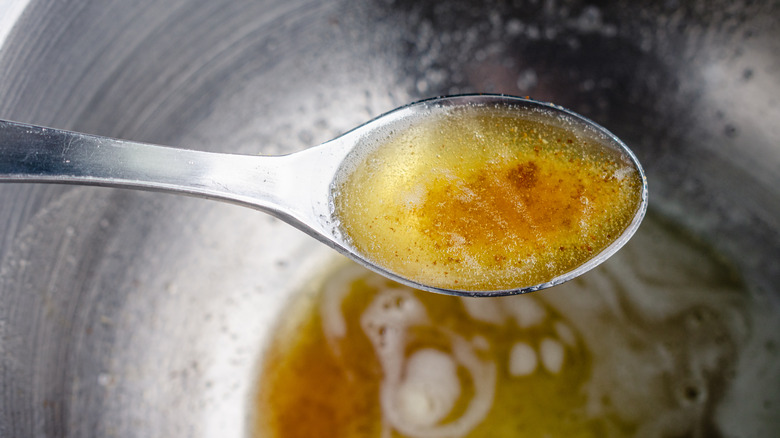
[540,338,565,374]
[395,349,461,426]
[509,342,538,376]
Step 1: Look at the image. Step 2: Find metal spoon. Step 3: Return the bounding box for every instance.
[0,95,647,297]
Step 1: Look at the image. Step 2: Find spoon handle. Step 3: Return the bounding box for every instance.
[0,119,319,223]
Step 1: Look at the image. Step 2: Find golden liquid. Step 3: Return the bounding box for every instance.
[333,105,644,291]
[257,267,596,438]
[254,215,775,438]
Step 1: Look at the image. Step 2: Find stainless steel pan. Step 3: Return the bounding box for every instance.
[0,0,777,436]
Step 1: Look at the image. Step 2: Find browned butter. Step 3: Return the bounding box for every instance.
[332,104,643,291]
[255,215,766,438]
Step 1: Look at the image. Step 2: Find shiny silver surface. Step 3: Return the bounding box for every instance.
[0,0,777,437]
[0,118,352,257]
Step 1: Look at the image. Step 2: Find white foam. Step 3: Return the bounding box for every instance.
[395,349,461,427]
[540,338,565,374]
[509,342,538,376]
[504,295,548,328]
[358,289,497,438]
[554,321,577,346]
[612,166,633,181]
[460,297,506,325]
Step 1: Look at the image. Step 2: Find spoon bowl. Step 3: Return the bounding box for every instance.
[0,95,647,296]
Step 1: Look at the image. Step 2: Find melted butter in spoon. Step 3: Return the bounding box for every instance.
[333,103,645,292]
[0,94,645,296]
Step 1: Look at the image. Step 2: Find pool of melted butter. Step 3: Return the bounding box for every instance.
[253,213,779,437]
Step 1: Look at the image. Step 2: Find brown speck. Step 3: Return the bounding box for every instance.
[507,161,539,189]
